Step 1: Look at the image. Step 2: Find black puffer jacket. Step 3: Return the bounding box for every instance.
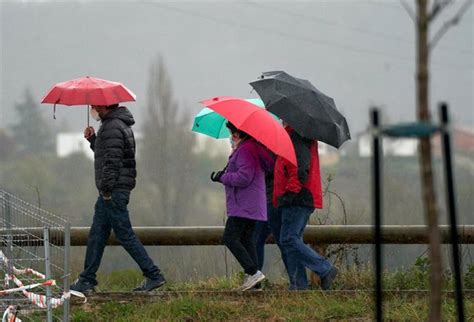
[88,106,137,194]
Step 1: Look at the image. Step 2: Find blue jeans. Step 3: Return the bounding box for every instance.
[80,192,161,284]
[267,205,309,290]
[280,206,332,286]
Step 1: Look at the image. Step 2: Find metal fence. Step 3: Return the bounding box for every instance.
[0,190,71,322]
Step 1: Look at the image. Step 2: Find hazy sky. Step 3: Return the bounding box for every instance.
[1,0,472,135]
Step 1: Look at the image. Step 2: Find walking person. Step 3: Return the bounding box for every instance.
[211,122,273,291]
[254,157,309,290]
[254,156,308,290]
[273,125,338,290]
[70,104,165,293]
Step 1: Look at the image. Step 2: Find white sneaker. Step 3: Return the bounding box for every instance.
[240,271,265,291]
[233,274,250,291]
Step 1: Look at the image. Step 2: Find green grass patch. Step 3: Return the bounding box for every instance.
[71,292,473,321]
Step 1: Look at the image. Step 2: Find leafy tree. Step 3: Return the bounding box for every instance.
[140,56,198,225]
[0,129,16,160]
[9,87,54,154]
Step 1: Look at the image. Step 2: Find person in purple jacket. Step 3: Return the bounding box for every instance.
[211,122,273,291]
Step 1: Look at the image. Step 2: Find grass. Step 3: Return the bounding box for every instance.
[90,257,474,292]
[70,291,473,321]
[65,263,474,321]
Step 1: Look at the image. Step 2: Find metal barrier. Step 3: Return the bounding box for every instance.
[2,225,472,246]
[0,190,71,322]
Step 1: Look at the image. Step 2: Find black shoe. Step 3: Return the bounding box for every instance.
[320,267,338,290]
[132,275,166,292]
[70,279,96,294]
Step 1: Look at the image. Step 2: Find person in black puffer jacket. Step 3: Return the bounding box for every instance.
[70,104,166,293]
[89,105,137,194]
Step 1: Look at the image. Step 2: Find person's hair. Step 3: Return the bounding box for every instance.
[106,104,119,110]
[226,122,250,140]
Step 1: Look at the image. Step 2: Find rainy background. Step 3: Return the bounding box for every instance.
[0,0,472,281]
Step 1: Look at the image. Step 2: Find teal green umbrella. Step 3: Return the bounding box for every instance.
[192,98,277,139]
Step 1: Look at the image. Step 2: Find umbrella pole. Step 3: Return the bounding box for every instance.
[87,105,90,127]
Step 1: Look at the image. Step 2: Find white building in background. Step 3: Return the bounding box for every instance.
[56,131,344,163]
[192,135,231,157]
[57,133,94,160]
[56,132,143,160]
[192,134,341,165]
[357,132,418,157]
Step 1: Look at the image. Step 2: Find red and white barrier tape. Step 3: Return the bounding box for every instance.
[0,249,86,321]
[5,275,86,309]
[0,251,45,280]
[2,305,22,322]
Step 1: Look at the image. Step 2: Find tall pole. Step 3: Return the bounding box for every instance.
[416,1,443,320]
[439,102,465,322]
[371,108,383,322]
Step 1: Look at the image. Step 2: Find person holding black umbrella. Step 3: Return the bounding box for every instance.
[272,123,338,290]
[250,71,347,290]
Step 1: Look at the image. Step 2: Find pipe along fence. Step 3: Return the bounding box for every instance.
[2,225,473,246]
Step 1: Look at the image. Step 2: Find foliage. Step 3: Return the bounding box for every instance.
[139,56,199,225]
[465,264,474,289]
[8,87,54,154]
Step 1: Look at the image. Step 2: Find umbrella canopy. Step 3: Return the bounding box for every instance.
[192,98,279,139]
[41,76,136,106]
[199,96,297,166]
[250,71,351,148]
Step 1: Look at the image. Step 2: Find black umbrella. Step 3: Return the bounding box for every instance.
[249,71,351,148]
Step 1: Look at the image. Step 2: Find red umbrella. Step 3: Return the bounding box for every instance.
[42,76,136,106]
[41,76,136,125]
[200,96,297,166]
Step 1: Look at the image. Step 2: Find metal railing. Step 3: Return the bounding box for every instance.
[3,225,471,246]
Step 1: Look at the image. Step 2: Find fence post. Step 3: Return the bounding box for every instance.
[44,227,53,322]
[371,108,383,322]
[63,223,71,322]
[4,193,14,289]
[439,102,465,322]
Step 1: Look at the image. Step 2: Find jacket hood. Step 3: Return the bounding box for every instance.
[102,106,135,126]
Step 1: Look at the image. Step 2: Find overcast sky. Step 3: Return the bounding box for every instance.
[1,0,472,135]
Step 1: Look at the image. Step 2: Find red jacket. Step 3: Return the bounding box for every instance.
[273,128,323,209]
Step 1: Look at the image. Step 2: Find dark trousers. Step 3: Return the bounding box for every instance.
[268,206,309,290]
[80,192,161,284]
[223,216,258,275]
[253,219,271,271]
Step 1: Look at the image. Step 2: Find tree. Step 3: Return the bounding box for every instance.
[0,129,16,160]
[9,87,54,154]
[140,56,197,225]
[400,1,472,320]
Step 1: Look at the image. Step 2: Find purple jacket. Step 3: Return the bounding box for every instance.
[220,139,274,221]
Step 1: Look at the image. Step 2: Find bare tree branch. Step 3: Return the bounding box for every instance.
[400,0,416,21]
[429,0,454,22]
[430,0,473,50]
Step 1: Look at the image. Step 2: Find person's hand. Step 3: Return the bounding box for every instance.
[102,191,112,202]
[277,192,298,206]
[210,170,225,182]
[84,126,95,139]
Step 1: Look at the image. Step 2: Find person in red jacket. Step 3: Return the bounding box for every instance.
[273,126,338,290]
